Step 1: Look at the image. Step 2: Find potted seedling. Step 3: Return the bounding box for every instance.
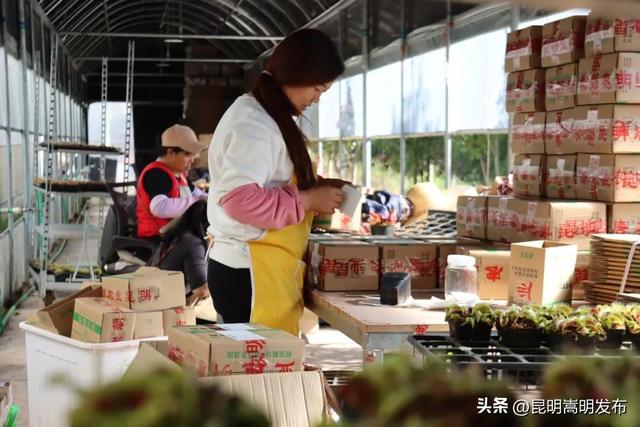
[625,304,640,350]
[496,305,542,348]
[596,304,627,350]
[555,314,605,354]
[445,303,495,342]
[536,304,573,348]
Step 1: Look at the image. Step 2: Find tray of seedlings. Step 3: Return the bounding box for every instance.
[39,142,122,154]
[34,178,109,193]
[409,303,640,385]
[399,210,457,238]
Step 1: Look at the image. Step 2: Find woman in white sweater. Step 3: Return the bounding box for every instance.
[207,29,346,335]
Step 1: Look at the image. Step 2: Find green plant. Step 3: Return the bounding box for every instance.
[557,315,606,340]
[497,305,542,330]
[445,303,495,328]
[536,305,574,334]
[329,354,520,427]
[624,304,640,334]
[600,312,626,331]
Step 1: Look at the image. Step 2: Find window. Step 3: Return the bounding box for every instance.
[88,102,136,181]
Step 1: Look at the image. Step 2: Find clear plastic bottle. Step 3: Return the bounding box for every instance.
[444,255,478,303]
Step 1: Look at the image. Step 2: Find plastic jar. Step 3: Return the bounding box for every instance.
[444,255,478,302]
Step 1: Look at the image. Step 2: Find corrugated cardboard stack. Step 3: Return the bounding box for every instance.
[100,267,195,340]
[587,234,640,303]
[504,16,640,304]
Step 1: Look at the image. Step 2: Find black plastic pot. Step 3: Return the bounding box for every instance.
[599,328,625,350]
[498,327,542,348]
[448,320,493,342]
[552,334,598,354]
[630,333,640,351]
[371,225,396,236]
[546,332,564,352]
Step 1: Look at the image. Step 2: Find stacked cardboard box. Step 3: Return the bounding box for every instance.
[369,239,438,289]
[101,268,195,339]
[167,324,305,377]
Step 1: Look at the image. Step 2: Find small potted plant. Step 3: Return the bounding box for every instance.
[445,303,495,342]
[536,305,573,345]
[555,315,605,354]
[496,305,542,348]
[596,304,627,349]
[625,304,640,350]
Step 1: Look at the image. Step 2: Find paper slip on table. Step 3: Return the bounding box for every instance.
[306,289,452,363]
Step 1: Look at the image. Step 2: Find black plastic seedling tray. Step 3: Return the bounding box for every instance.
[408,333,640,385]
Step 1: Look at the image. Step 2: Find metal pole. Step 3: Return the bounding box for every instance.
[30,3,41,261]
[19,0,33,280]
[2,0,15,294]
[508,5,520,174]
[337,11,344,179]
[123,41,134,194]
[42,34,59,297]
[444,0,452,188]
[362,0,371,189]
[78,57,250,63]
[399,0,407,194]
[59,31,285,41]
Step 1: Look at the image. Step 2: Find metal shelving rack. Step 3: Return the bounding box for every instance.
[31,38,136,295]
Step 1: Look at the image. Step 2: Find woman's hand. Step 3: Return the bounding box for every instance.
[317,175,352,189]
[300,186,344,214]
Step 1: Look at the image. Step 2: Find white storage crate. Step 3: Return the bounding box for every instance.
[20,321,166,427]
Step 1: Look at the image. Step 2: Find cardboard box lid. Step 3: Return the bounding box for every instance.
[76,297,134,314]
[125,343,326,427]
[171,324,303,346]
[37,285,102,336]
[507,25,542,44]
[373,240,432,246]
[511,240,578,250]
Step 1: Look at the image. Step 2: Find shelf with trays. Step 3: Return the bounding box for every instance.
[34,223,102,240]
[37,143,123,156]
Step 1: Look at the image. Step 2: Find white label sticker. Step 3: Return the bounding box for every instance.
[513,56,521,70]
[217,330,265,341]
[522,158,532,167]
[594,38,602,54]
[527,202,538,220]
[589,155,601,171]
[588,109,599,123]
[218,324,256,331]
[499,198,508,214]
[557,158,566,171]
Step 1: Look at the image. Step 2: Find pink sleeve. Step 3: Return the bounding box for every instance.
[220,183,305,230]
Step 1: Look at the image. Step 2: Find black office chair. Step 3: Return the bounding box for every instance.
[98,181,161,274]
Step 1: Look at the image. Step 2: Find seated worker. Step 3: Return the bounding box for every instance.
[136,124,210,306]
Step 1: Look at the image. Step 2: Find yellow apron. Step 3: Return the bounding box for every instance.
[247,205,314,336]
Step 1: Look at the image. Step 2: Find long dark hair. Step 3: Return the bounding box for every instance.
[252,29,344,190]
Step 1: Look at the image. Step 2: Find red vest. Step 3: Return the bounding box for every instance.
[136,161,188,238]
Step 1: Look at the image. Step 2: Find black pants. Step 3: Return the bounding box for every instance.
[159,231,207,294]
[207,259,252,323]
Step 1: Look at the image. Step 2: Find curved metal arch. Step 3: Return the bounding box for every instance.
[64,5,262,58]
[237,1,292,37]
[73,18,247,60]
[202,0,281,38]
[58,0,264,48]
[62,1,220,35]
[45,0,88,25]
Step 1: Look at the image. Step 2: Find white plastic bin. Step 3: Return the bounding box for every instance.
[20,321,166,427]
